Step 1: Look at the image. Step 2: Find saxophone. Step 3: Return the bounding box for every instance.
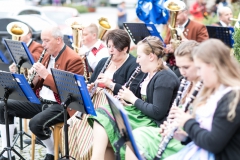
[153,81,203,160]
[28,49,46,87]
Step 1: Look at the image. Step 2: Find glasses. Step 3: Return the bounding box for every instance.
[142,37,155,55]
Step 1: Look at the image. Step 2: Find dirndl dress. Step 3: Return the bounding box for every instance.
[132,126,184,160]
[88,104,157,160]
[61,88,113,159]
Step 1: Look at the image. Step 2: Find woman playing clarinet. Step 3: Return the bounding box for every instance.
[66,29,144,159]
[165,39,240,160]
[88,36,180,160]
[125,40,201,160]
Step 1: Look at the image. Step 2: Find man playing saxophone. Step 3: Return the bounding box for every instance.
[164,3,209,77]
[0,26,84,160]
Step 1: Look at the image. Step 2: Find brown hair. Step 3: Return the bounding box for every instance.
[192,39,240,121]
[106,29,130,53]
[137,36,166,71]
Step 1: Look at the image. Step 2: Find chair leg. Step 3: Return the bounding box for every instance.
[54,126,60,160]
[31,133,36,160]
[24,119,28,133]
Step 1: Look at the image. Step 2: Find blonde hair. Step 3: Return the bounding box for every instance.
[137,36,166,71]
[86,23,98,36]
[174,40,199,61]
[192,39,240,121]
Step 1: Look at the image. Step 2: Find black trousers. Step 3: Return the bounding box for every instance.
[0,99,69,140]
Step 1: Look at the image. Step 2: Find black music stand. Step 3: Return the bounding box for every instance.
[51,68,96,160]
[123,23,165,45]
[3,39,35,150]
[104,90,144,160]
[206,26,234,48]
[0,71,41,160]
[4,39,35,73]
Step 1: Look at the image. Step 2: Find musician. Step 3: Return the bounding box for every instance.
[0,26,84,160]
[165,39,240,160]
[88,36,180,160]
[80,23,109,71]
[125,40,201,160]
[66,29,144,160]
[7,27,43,72]
[189,0,207,23]
[88,29,142,96]
[164,7,209,76]
[212,6,233,27]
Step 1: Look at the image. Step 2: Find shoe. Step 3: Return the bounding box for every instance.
[24,138,46,147]
[0,156,15,160]
[44,154,54,160]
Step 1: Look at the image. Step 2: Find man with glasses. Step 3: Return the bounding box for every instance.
[164,8,209,77]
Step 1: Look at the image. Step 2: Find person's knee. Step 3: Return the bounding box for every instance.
[29,116,41,134]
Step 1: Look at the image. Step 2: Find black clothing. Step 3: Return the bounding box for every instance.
[134,69,180,125]
[89,54,143,96]
[184,91,240,160]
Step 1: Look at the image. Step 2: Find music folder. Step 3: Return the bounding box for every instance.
[4,39,35,68]
[206,26,234,48]
[51,68,96,116]
[123,22,165,46]
[104,90,143,160]
[0,50,9,64]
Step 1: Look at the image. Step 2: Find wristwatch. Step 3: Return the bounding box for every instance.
[108,83,114,90]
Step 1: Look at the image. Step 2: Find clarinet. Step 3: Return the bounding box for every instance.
[173,78,187,108]
[165,78,187,124]
[116,66,141,100]
[28,49,46,87]
[89,55,112,97]
[153,81,203,160]
[125,66,141,88]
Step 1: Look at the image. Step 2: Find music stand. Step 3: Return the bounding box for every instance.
[0,71,40,160]
[51,68,96,160]
[3,39,35,150]
[104,90,143,160]
[123,23,165,46]
[4,39,35,73]
[0,50,9,64]
[206,26,234,48]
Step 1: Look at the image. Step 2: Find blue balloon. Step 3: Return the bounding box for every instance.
[136,0,169,24]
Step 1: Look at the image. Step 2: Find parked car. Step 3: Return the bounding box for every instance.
[0,15,55,60]
[41,6,79,34]
[0,6,57,26]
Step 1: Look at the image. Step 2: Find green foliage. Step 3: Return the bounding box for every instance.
[63,4,88,13]
[233,27,240,62]
[202,15,218,25]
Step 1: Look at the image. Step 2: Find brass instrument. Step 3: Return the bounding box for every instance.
[6,22,29,41]
[164,0,186,50]
[6,22,29,77]
[66,18,89,81]
[98,17,112,40]
[230,17,240,28]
